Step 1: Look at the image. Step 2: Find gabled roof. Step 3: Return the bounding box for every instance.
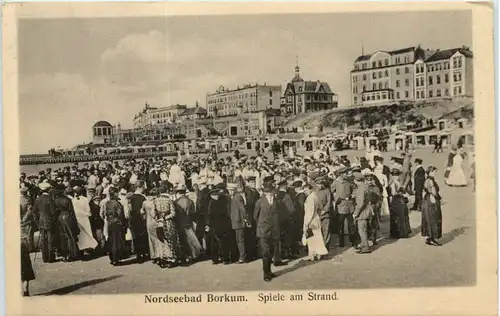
[180,107,207,116]
[425,48,473,63]
[354,46,417,63]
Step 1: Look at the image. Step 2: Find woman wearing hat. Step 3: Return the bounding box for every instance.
[53,185,80,262]
[421,166,443,246]
[302,182,328,261]
[72,186,98,254]
[444,145,468,187]
[103,187,129,266]
[143,188,162,266]
[153,186,181,268]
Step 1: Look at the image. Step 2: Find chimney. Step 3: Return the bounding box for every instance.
[196,100,199,108]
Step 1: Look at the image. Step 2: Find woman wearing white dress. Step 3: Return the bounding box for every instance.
[374,165,390,216]
[72,187,98,251]
[302,183,328,261]
[445,146,468,187]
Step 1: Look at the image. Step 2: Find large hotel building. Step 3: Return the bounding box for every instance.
[206,83,282,117]
[350,46,473,106]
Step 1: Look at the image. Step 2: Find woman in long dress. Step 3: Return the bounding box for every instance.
[21,188,36,296]
[302,183,328,261]
[153,187,181,268]
[373,165,390,216]
[389,186,412,239]
[54,186,80,262]
[421,166,443,246]
[143,188,163,265]
[104,187,129,265]
[71,186,98,253]
[445,146,468,187]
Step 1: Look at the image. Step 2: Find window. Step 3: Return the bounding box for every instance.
[269,91,272,97]
[385,59,389,66]
[363,85,366,92]
[377,94,381,100]
[355,64,359,70]
[428,76,433,85]
[307,95,311,101]
[445,74,449,83]
[372,72,377,79]
[367,95,371,101]
[378,82,382,89]
[405,67,409,74]
[405,91,409,98]
[372,62,376,68]
[382,92,387,99]
[445,88,449,96]
[363,74,367,80]
[444,61,449,69]
[298,87,303,92]
[396,68,400,75]
[436,89,441,97]
[429,90,433,97]
[436,75,441,84]
[458,86,462,94]
[396,92,400,99]
[298,95,302,102]
[384,82,389,89]
[420,77,425,86]
[362,63,367,70]
[354,97,358,103]
[379,71,382,77]
[416,91,420,99]
[353,76,356,83]
[454,72,462,82]
[385,70,389,77]
[372,83,376,90]
[362,95,366,101]
[405,79,410,86]
[378,60,382,67]
[396,80,400,87]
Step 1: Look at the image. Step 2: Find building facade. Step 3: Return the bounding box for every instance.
[133,103,188,129]
[350,46,473,106]
[92,121,114,144]
[281,64,338,115]
[206,83,282,117]
[178,102,208,121]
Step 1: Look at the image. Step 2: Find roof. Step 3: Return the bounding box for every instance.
[425,48,473,63]
[180,107,207,116]
[354,46,417,63]
[288,81,335,94]
[93,121,113,128]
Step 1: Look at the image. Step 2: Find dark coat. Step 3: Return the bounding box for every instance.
[275,190,296,224]
[413,166,426,192]
[206,197,231,233]
[230,192,249,230]
[32,193,58,231]
[254,195,280,239]
[20,195,36,237]
[243,186,260,222]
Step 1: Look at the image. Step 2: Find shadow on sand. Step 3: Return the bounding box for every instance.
[441,226,470,245]
[38,275,123,296]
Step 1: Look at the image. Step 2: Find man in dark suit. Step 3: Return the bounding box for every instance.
[411,158,426,211]
[243,176,260,260]
[254,180,280,282]
[229,182,250,263]
[275,179,295,261]
[32,182,58,263]
[206,188,232,264]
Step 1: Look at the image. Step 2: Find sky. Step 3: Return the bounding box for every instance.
[19,11,472,154]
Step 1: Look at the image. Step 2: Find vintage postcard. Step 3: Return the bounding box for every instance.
[3,2,496,316]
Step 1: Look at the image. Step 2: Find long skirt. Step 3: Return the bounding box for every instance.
[21,238,35,281]
[107,222,128,263]
[421,198,443,239]
[58,214,80,259]
[146,221,163,260]
[446,164,467,186]
[181,227,204,259]
[389,201,412,238]
[302,228,328,257]
[158,220,180,262]
[76,217,98,251]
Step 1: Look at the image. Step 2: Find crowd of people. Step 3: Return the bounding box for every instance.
[19,143,474,295]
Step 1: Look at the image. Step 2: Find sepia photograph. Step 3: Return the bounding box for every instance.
[3,2,496,316]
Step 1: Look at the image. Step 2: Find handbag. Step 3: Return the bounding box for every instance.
[305,228,314,239]
[125,228,133,241]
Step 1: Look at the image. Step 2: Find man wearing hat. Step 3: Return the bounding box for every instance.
[32,182,58,263]
[352,172,372,254]
[275,179,295,263]
[206,187,232,265]
[243,176,260,260]
[254,179,281,281]
[331,167,358,248]
[228,182,250,263]
[412,158,426,211]
[315,175,333,250]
